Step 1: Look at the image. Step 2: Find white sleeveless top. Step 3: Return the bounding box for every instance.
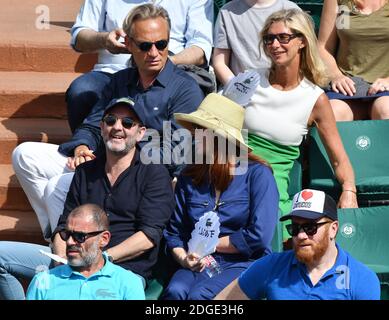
[244,69,324,146]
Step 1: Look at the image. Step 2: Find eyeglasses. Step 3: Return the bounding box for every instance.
[103,114,138,129]
[263,33,301,45]
[286,221,331,237]
[59,229,105,244]
[130,38,168,52]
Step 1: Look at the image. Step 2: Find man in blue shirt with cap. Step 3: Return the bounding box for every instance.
[215,189,380,300]
[0,97,173,300]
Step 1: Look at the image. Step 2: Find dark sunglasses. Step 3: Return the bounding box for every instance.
[59,229,105,244]
[286,221,331,237]
[130,38,168,52]
[263,33,301,45]
[103,114,138,129]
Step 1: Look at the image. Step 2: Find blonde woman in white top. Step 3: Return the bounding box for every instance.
[244,9,358,239]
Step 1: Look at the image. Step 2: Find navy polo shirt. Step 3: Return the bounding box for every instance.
[58,60,203,163]
[53,149,175,280]
[238,244,380,300]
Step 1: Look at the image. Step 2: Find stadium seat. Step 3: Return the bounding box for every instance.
[337,206,389,300]
[145,241,175,300]
[214,0,230,18]
[293,0,323,33]
[307,120,389,206]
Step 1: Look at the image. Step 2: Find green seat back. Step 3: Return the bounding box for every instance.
[337,206,389,299]
[271,210,283,253]
[293,1,323,34]
[145,241,173,300]
[308,120,389,204]
[214,0,230,19]
[145,278,165,300]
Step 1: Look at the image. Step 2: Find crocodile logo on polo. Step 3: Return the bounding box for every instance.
[95,289,117,299]
[356,136,371,150]
[340,223,356,238]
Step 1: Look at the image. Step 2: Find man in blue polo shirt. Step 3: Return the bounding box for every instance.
[215,189,380,300]
[27,204,145,300]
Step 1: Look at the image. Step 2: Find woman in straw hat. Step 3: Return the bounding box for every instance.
[243,9,357,239]
[162,93,279,300]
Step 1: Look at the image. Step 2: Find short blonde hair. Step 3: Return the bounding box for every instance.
[123,3,171,38]
[260,9,329,87]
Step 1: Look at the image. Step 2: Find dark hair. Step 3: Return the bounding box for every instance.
[184,137,271,192]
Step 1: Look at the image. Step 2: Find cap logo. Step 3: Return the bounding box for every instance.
[301,190,313,201]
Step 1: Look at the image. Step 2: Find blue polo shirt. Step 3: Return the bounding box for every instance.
[26,256,145,300]
[58,60,203,177]
[238,244,380,300]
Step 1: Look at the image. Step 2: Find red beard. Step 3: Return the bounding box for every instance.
[293,227,330,265]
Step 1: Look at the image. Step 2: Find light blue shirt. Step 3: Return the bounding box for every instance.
[238,244,381,300]
[71,0,213,73]
[26,255,145,300]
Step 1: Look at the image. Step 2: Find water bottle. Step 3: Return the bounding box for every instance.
[203,255,222,278]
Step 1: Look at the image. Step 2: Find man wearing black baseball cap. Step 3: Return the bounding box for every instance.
[216,189,380,300]
[0,97,174,299]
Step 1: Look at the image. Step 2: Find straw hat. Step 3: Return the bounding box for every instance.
[174,93,252,151]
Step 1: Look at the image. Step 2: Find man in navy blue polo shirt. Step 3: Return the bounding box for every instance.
[12,4,203,239]
[215,189,380,300]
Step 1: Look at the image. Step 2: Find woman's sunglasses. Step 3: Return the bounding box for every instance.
[286,221,331,237]
[263,33,301,45]
[102,114,138,129]
[59,229,105,244]
[130,38,169,52]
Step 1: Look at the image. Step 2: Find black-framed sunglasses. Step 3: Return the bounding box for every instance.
[286,221,331,237]
[59,229,105,244]
[263,33,302,45]
[130,38,169,52]
[103,114,138,129]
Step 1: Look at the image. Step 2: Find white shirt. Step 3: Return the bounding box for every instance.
[71,0,214,73]
[244,69,324,146]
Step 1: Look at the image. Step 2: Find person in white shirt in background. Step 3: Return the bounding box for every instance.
[67,0,213,133]
[212,0,300,87]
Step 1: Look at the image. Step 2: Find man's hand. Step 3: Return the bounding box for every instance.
[104,28,129,54]
[67,145,96,170]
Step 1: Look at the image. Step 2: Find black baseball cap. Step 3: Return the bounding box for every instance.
[103,97,145,125]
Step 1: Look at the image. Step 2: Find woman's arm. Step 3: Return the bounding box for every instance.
[318,0,355,95]
[212,48,235,86]
[171,247,206,272]
[220,166,279,258]
[309,93,358,208]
